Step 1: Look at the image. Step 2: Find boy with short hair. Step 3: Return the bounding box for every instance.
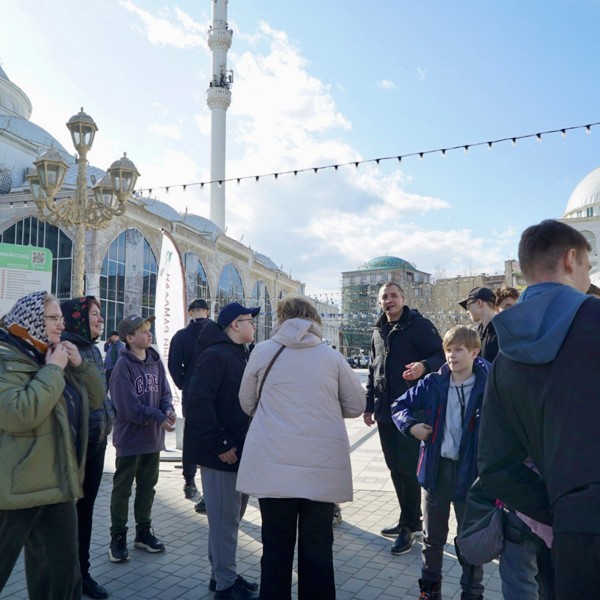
[108,315,176,563]
[392,325,490,600]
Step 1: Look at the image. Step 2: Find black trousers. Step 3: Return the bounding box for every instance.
[377,421,422,530]
[553,532,600,597]
[258,498,335,600]
[0,501,81,600]
[422,458,484,596]
[77,440,107,577]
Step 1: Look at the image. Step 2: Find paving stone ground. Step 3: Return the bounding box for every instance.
[1,372,501,600]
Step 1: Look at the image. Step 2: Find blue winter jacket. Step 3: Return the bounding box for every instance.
[391,357,490,499]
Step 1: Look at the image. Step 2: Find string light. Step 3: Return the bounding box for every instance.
[3,120,598,203]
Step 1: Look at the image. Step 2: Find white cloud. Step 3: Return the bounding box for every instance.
[416,67,427,80]
[119,0,206,48]
[377,79,397,90]
[194,114,211,137]
[148,123,182,140]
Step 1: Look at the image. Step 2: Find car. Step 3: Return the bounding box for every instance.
[357,355,369,368]
[346,357,358,368]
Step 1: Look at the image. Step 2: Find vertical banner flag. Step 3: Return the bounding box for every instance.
[155,228,186,417]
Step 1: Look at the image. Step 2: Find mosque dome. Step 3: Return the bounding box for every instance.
[359,256,415,271]
[563,166,600,219]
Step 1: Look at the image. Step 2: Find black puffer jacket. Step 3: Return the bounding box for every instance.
[366,306,444,423]
[183,321,251,472]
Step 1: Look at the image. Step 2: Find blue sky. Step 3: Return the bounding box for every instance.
[2,0,600,299]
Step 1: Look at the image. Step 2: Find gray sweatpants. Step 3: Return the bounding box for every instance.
[200,467,249,591]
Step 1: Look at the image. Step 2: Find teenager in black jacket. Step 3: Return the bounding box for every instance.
[470,220,600,598]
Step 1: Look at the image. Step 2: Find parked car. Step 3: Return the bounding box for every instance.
[346,356,358,368]
[357,355,369,368]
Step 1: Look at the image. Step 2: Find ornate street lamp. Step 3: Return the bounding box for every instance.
[28,108,139,297]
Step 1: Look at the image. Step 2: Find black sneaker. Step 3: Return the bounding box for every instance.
[381,522,402,538]
[108,532,129,563]
[214,578,259,599]
[82,574,109,599]
[134,527,165,553]
[209,575,259,593]
[183,483,198,499]
[391,527,415,555]
[195,496,206,513]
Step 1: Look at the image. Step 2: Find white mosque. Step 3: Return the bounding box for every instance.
[561,166,600,283]
[0,58,303,341]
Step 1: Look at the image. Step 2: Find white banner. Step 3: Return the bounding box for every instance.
[155,228,186,416]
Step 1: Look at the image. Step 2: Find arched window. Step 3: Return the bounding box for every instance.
[251,280,273,342]
[99,229,157,336]
[216,263,243,314]
[183,252,210,306]
[0,216,73,300]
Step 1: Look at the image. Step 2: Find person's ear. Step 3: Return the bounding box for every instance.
[563,248,577,274]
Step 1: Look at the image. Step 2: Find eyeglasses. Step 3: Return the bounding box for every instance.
[44,315,65,325]
[236,318,256,325]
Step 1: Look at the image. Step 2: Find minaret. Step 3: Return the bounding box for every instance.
[206,0,233,231]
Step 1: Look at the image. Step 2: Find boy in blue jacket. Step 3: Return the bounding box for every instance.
[392,325,489,600]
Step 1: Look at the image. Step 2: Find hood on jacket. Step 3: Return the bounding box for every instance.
[197,320,238,353]
[61,296,97,342]
[270,318,323,349]
[120,345,162,364]
[374,305,422,329]
[494,282,589,364]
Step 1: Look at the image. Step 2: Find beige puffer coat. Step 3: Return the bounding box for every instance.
[236,318,365,503]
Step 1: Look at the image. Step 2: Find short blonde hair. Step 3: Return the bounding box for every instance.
[276,294,322,326]
[443,325,480,351]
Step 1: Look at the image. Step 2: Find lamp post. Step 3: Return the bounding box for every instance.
[27,108,139,297]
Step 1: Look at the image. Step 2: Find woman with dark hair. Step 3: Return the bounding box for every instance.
[61,296,115,599]
[236,295,366,600]
[0,291,104,600]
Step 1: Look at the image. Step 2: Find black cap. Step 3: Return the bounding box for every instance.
[458,287,496,310]
[188,298,209,311]
[117,314,155,341]
[217,302,260,329]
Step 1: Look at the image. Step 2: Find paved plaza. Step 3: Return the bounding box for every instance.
[1,372,502,600]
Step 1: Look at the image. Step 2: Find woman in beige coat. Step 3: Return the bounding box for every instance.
[236,295,365,600]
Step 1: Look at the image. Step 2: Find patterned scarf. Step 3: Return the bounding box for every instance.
[2,290,50,353]
[61,296,96,341]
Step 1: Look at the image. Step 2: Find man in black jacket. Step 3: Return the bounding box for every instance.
[183,302,260,600]
[168,298,210,507]
[365,282,444,555]
[472,219,600,597]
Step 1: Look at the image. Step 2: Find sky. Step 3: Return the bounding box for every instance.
[2,0,600,301]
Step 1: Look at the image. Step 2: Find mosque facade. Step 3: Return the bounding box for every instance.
[0,66,303,342]
[560,165,600,283]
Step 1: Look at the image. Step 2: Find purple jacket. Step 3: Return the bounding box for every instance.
[109,346,173,458]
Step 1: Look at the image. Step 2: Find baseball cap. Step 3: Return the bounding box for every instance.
[117,314,155,341]
[188,298,209,311]
[217,302,260,329]
[458,287,497,310]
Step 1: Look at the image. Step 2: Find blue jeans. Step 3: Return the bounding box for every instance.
[499,511,550,600]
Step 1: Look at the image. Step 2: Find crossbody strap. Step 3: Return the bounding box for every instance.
[257,344,285,401]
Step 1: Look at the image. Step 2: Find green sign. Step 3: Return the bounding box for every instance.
[0,243,53,316]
